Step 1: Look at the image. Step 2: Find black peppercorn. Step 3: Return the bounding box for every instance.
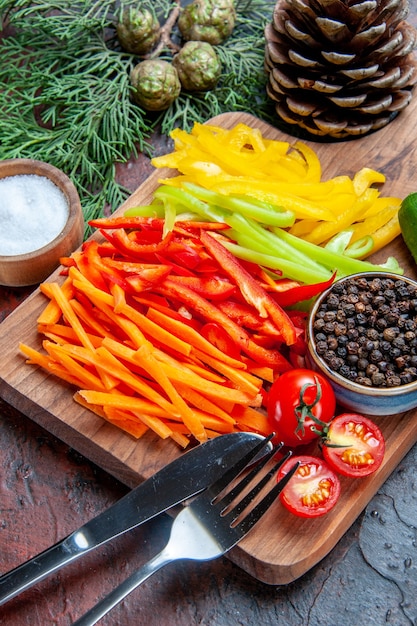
[347,341,359,354]
[315,340,328,355]
[327,336,339,351]
[334,323,347,336]
[327,293,340,307]
[376,317,388,330]
[323,322,336,335]
[372,372,386,386]
[339,364,353,379]
[347,327,359,340]
[313,318,325,332]
[346,354,359,366]
[383,327,397,342]
[337,346,347,359]
[370,350,383,364]
[366,328,379,341]
[395,356,408,369]
[356,313,367,325]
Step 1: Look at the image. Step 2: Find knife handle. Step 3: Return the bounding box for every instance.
[0,532,87,605]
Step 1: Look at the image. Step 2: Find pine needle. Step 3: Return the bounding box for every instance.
[0,0,275,229]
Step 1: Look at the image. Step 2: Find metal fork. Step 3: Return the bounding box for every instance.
[72,435,298,626]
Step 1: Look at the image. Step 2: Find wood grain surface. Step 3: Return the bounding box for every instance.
[1,101,417,585]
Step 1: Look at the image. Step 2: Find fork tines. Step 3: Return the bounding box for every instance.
[234,455,299,534]
[209,434,299,532]
[208,433,275,501]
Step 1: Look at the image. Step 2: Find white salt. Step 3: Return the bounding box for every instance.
[0,173,69,256]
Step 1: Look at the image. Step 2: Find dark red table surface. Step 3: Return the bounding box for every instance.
[1,7,417,625]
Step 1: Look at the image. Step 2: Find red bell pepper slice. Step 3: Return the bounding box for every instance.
[200,231,296,346]
[168,275,237,301]
[101,257,170,275]
[192,258,220,274]
[217,300,280,336]
[238,259,275,281]
[201,322,241,360]
[170,247,202,270]
[76,241,111,292]
[88,216,165,230]
[128,229,166,245]
[273,272,336,308]
[94,241,119,257]
[161,237,209,270]
[100,269,133,294]
[286,309,308,324]
[100,228,173,259]
[125,265,172,293]
[261,275,301,293]
[288,350,307,369]
[155,253,196,277]
[174,220,230,232]
[89,215,230,233]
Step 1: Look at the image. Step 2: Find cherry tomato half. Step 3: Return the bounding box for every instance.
[267,368,336,447]
[322,413,385,478]
[277,455,341,518]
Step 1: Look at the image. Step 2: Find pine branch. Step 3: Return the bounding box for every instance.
[0,0,276,226]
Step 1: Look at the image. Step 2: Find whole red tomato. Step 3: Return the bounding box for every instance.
[267,368,336,447]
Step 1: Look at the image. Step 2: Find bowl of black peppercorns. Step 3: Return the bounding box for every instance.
[307,271,417,416]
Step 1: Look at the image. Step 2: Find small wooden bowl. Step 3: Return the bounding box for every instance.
[0,159,84,287]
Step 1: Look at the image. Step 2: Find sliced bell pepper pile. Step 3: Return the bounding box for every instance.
[151,121,403,259]
[20,215,335,447]
[199,229,296,346]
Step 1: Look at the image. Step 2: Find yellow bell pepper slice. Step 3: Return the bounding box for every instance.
[368,214,401,254]
[192,122,227,136]
[349,204,400,244]
[210,178,340,199]
[263,156,308,182]
[173,157,225,179]
[151,150,185,169]
[259,137,291,157]
[361,196,402,218]
[304,187,380,245]
[353,167,386,196]
[197,136,267,178]
[289,219,321,238]
[293,141,322,182]
[221,122,267,153]
[171,127,203,150]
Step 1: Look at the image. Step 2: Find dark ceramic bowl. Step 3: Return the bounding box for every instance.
[307,271,417,416]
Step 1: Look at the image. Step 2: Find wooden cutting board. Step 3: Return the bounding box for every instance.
[1,102,417,585]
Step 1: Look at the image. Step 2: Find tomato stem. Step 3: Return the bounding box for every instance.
[294,376,329,437]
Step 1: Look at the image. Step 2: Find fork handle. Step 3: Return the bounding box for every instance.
[72,549,171,626]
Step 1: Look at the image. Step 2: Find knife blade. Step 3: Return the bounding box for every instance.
[0,431,266,605]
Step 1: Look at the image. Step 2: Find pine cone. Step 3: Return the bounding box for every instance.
[265,0,417,138]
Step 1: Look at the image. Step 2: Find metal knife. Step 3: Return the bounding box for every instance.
[0,431,266,605]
